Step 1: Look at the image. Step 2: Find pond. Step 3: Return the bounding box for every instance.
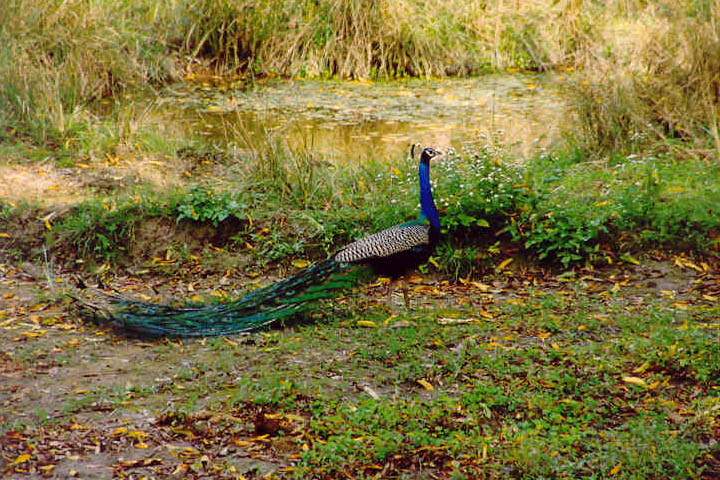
[0,75,568,208]
[163,74,569,163]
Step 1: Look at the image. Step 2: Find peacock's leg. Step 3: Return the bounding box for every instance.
[386,278,395,306]
[401,278,411,309]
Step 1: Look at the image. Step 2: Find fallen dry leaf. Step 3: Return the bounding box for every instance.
[417,379,434,391]
[622,376,647,387]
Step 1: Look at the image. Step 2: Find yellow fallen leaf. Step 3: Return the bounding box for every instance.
[623,376,647,387]
[621,254,640,265]
[13,453,31,465]
[112,427,128,436]
[176,446,201,458]
[0,232,11,238]
[684,261,703,273]
[633,362,651,374]
[496,258,514,271]
[610,463,622,475]
[128,430,148,440]
[470,281,491,292]
[702,294,717,302]
[356,320,377,328]
[369,276,391,287]
[674,257,704,272]
[417,379,434,391]
[22,330,47,339]
[437,317,476,325]
[291,259,310,269]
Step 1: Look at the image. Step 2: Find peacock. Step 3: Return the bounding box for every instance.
[76,146,443,337]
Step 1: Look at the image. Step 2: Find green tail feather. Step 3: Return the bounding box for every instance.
[78,259,369,337]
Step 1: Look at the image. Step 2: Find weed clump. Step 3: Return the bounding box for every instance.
[512,150,720,266]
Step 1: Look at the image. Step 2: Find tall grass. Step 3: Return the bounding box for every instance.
[0,0,604,145]
[181,0,591,77]
[0,0,178,143]
[570,0,720,157]
[1,0,717,176]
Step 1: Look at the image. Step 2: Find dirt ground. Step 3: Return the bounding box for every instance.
[1,254,719,478]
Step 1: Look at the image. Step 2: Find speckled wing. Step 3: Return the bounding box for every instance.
[333,223,430,263]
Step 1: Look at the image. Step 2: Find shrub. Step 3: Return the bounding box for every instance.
[53,198,148,261]
[175,186,245,226]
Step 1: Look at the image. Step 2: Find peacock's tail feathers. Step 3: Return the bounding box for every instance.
[75,259,368,337]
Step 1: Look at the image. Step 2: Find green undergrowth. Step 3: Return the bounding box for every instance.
[4,278,718,477]
[117,294,720,477]
[12,146,717,273]
[288,299,719,477]
[514,150,720,265]
[243,299,718,477]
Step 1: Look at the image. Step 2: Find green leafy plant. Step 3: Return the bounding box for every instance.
[175,186,245,226]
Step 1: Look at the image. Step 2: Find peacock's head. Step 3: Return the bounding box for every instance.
[411,144,442,162]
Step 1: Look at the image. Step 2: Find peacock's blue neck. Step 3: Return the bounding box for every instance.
[419,159,441,229]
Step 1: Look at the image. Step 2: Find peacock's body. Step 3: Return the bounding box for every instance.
[78,147,443,337]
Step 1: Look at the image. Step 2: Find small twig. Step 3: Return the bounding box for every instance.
[43,245,56,293]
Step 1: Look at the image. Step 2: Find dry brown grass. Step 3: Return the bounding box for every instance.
[182,0,595,77]
[570,0,720,157]
[0,0,178,142]
[1,0,719,157]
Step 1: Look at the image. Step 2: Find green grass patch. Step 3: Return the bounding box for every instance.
[41,144,720,270]
[201,295,717,478]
